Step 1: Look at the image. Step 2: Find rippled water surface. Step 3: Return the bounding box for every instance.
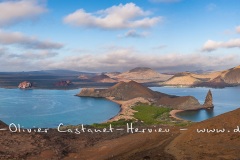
[0,89,120,128]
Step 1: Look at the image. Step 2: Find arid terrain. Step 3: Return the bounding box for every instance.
[167,108,240,160]
[0,65,239,160]
[0,65,240,89]
[106,67,173,83]
[164,65,240,88]
[1,108,240,160]
[78,81,213,110]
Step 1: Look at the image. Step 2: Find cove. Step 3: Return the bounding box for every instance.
[151,86,240,122]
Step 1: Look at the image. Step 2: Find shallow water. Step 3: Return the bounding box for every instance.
[151,87,240,122]
[0,88,120,128]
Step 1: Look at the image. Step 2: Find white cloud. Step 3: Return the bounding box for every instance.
[0,0,47,26]
[149,0,181,3]
[236,26,240,33]
[0,30,63,50]
[202,39,240,52]
[63,3,162,29]
[118,30,149,38]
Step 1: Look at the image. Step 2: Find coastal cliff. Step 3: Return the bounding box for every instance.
[78,81,211,110]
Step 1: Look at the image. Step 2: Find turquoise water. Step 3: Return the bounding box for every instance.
[0,88,120,128]
[151,87,240,122]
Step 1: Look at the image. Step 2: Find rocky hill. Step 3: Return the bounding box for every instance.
[196,65,240,87]
[163,72,201,86]
[156,96,201,110]
[78,81,212,110]
[77,67,172,84]
[218,65,240,84]
[78,81,166,101]
[163,65,240,87]
[106,67,173,83]
[90,74,117,83]
[167,108,240,159]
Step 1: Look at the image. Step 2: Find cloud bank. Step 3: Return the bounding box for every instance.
[0,0,46,26]
[202,39,240,52]
[44,48,239,72]
[0,30,63,50]
[1,46,239,72]
[63,3,162,29]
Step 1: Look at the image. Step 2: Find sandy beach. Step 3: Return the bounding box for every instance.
[106,97,150,122]
[169,110,185,121]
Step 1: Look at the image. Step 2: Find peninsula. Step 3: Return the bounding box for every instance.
[77,80,213,121]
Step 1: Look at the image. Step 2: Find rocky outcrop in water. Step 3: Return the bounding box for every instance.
[203,90,214,109]
[18,81,32,89]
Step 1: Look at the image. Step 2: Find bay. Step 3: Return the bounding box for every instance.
[0,88,120,128]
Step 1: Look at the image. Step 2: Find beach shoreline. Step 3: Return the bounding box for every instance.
[105,97,151,122]
[106,97,187,123]
[169,110,185,121]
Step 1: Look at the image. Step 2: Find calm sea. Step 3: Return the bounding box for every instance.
[151,86,240,122]
[0,88,120,128]
[0,87,239,128]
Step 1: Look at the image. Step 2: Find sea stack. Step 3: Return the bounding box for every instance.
[203,90,214,109]
[18,81,32,89]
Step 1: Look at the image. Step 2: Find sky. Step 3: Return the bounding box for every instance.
[0,0,240,72]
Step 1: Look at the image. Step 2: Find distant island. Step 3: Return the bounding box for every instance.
[0,65,240,89]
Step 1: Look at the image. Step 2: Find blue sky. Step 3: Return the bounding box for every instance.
[0,0,240,72]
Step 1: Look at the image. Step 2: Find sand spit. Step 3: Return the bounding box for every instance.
[106,97,150,122]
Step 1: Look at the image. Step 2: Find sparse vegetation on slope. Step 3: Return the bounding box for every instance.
[132,103,191,126]
[132,103,172,125]
[88,103,191,128]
